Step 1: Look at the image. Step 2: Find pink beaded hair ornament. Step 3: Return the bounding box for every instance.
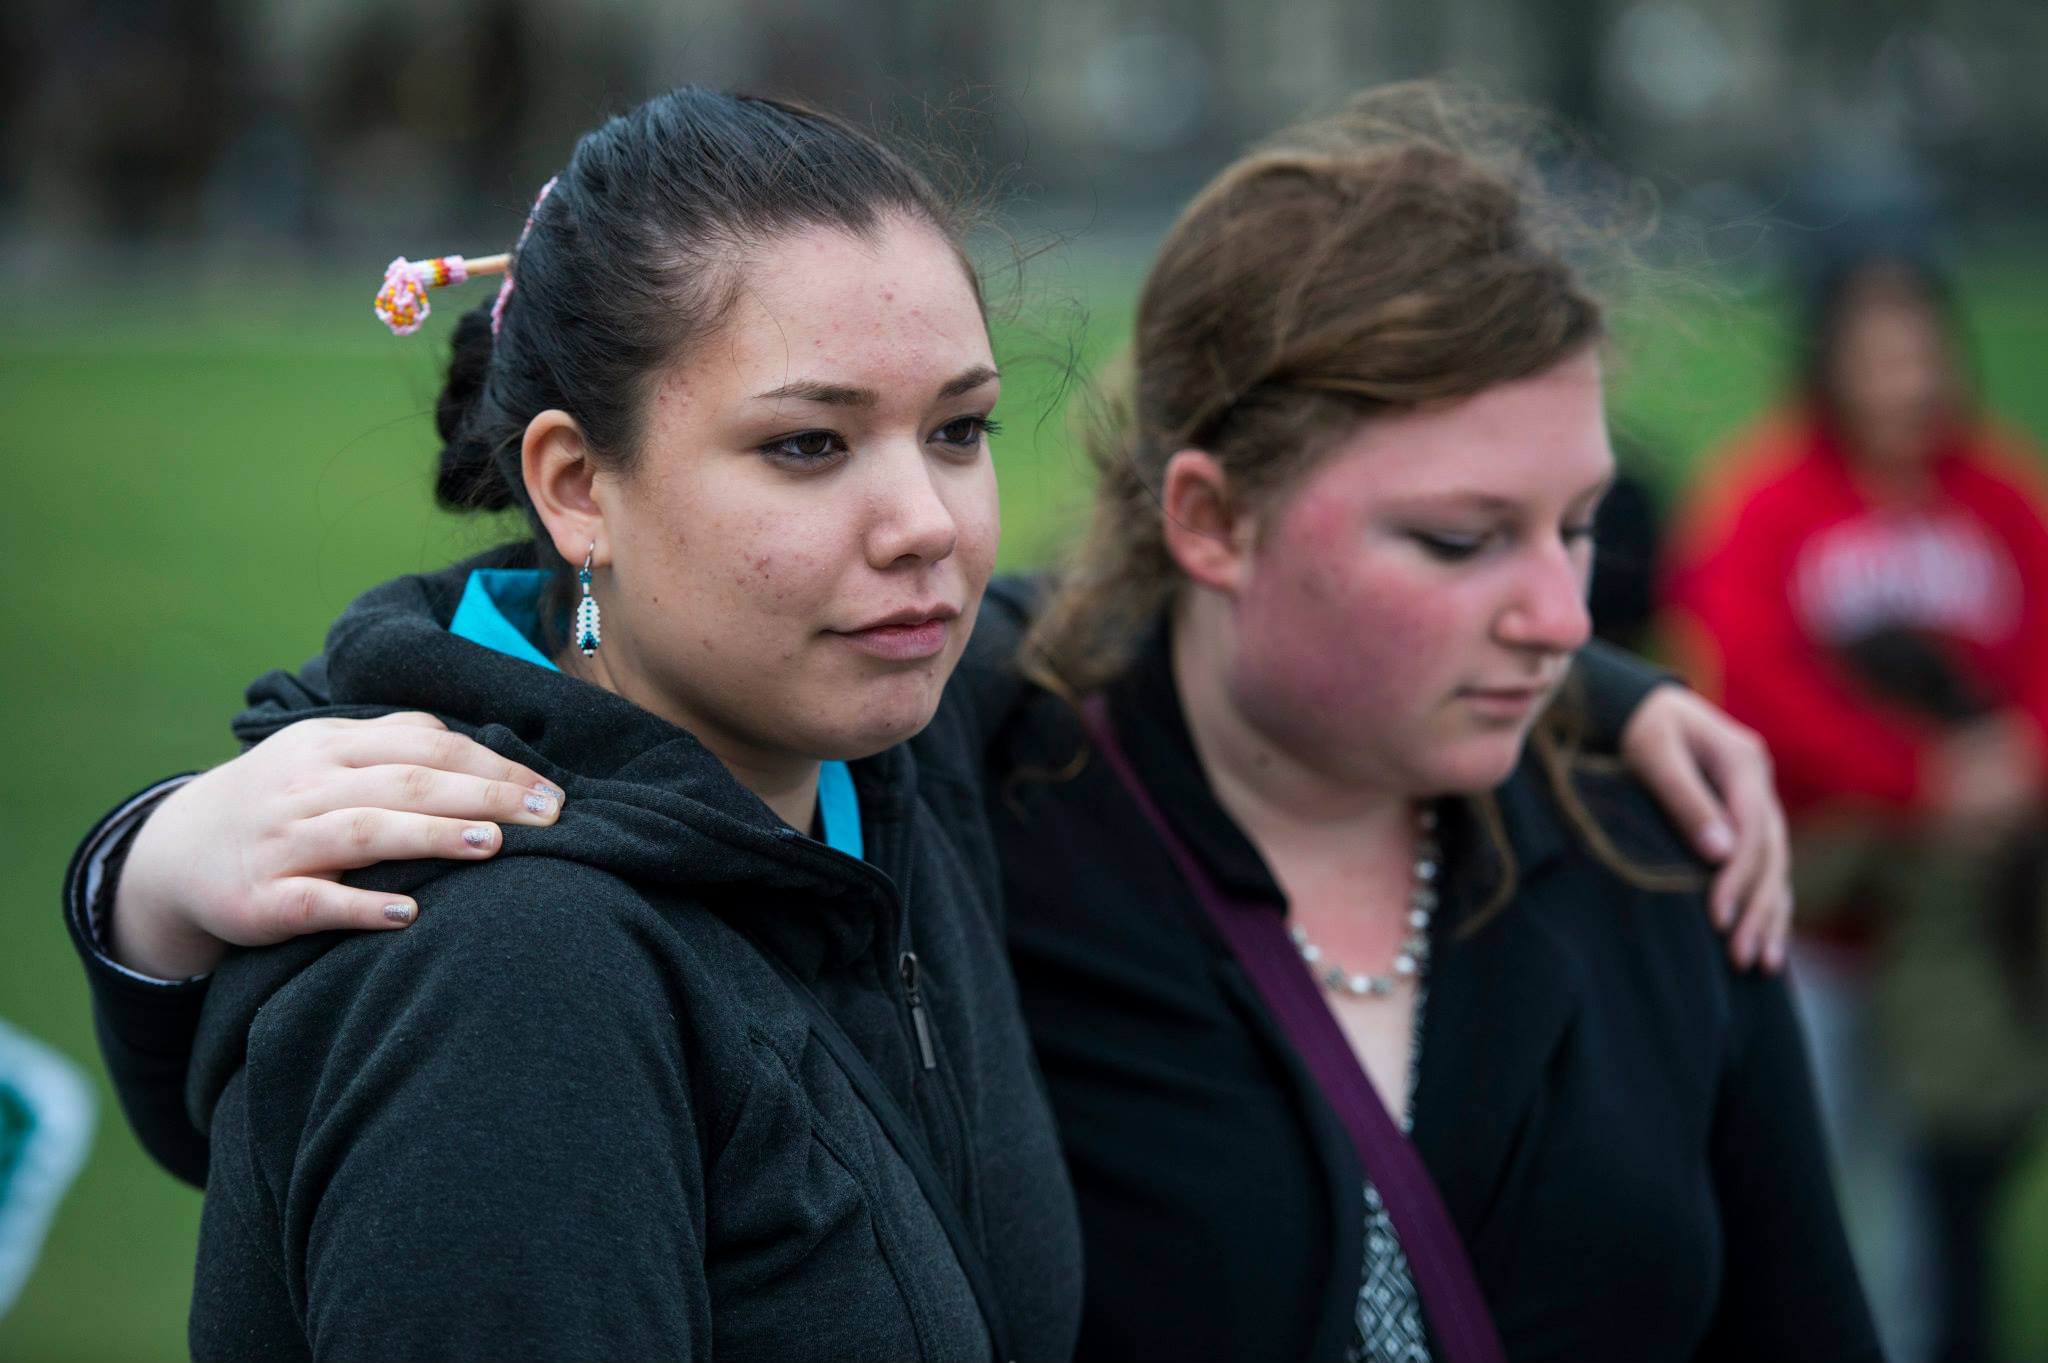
[372,176,558,336]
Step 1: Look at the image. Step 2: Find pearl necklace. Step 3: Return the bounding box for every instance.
[1286,806,1440,999]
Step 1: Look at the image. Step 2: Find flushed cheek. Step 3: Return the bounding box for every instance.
[1233,485,1464,743]
[1234,559,1458,746]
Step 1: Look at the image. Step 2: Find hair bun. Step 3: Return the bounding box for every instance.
[434,303,516,511]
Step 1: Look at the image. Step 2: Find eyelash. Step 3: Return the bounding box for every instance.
[1411,523,1597,562]
[938,415,1001,449]
[758,416,1001,468]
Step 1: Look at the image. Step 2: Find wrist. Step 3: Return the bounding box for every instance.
[111,787,228,979]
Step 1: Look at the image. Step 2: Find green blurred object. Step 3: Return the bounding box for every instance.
[3,256,2048,1360]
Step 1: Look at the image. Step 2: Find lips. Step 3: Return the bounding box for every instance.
[832,605,959,662]
[1456,679,1559,718]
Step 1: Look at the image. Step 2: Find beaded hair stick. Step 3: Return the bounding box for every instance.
[372,253,508,335]
[371,175,558,337]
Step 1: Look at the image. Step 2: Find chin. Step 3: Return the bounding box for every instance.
[809,680,947,761]
[1415,733,1531,796]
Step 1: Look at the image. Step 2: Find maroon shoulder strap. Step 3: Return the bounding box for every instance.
[1081,696,1507,1363]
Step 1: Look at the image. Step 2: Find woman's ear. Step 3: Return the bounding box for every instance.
[1160,449,1254,594]
[521,410,607,566]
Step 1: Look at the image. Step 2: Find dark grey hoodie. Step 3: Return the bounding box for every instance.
[182,550,1081,1362]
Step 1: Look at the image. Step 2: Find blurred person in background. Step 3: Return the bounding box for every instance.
[1664,249,2048,1363]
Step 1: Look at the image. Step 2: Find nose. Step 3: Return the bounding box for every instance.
[864,441,959,570]
[1495,539,1593,656]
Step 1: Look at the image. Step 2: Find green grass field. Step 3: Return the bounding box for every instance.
[3,251,2046,1359]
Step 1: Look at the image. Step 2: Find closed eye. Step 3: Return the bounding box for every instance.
[1411,531,1489,562]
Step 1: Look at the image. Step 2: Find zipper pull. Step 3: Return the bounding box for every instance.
[898,951,938,1071]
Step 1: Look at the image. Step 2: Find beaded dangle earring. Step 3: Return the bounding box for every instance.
[575,544,602,657]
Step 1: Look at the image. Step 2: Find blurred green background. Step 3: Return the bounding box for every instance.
[4,251,2048,1360]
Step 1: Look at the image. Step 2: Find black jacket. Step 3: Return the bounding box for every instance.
[168,553,1081,1361]
[990,619,1881,1362]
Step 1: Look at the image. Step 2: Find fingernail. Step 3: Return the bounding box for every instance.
[462,826,494,848]
[524,792,559,816]
[384,903,415,924]
[532,780,566,802]
[1699,822,1735,860]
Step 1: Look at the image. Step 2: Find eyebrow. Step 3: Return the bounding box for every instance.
[1386,473,1616,515]
[751,364,1000,408]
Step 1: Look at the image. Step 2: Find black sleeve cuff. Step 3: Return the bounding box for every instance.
[62,776,215,1187]
[1572,639,1681,752]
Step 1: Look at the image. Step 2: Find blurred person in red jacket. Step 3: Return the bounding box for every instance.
[1665,250,2048,1363]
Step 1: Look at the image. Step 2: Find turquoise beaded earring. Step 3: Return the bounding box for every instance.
[575,543,602,657]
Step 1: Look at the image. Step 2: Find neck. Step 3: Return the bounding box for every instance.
[1169,593,1414,867]
[1848,455,1937,505]
[558,645,821,834]
[1837,422,1944,504]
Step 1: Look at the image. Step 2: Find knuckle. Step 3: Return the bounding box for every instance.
[399,764,439,804]
[284,882,321,931]
[258,818,299,865]
[347,808,380,851]
[429,731,469,770]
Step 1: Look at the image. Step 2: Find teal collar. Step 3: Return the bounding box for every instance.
[450,569,562,673]
[815,759,862,861]
[447,568,863,860]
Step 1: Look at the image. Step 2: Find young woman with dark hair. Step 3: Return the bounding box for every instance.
[68,86,1848,1361]
[79,86,1080,1361]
